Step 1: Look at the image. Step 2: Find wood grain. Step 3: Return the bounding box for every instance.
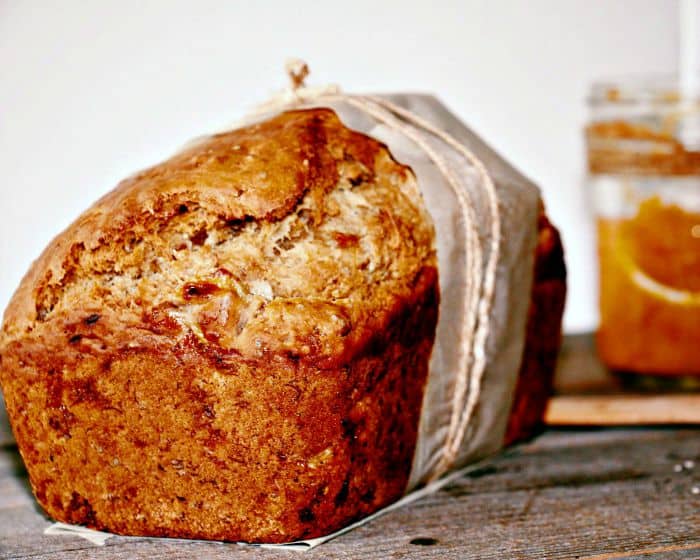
[547,395,700,425]
[547,334,700,426]
[1,425,699,559]
[1,336,700,558]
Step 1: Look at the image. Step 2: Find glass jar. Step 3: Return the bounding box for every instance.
[587,77,700,376]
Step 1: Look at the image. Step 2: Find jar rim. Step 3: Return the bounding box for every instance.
[589,74,700,106]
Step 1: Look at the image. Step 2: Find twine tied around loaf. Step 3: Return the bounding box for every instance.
[253,61,502,482]
[285,58,310,91]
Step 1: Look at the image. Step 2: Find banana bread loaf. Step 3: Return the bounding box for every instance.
[0,108,439,542]
[0,106,564,543]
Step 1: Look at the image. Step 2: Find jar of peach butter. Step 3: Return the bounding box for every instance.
[587,78,700,376]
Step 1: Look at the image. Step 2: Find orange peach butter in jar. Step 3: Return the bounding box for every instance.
[587,78,700,375]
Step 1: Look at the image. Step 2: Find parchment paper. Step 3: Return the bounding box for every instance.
[282,94,540,486]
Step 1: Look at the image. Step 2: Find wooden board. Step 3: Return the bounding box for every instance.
[1,337,700,559]
[546,334,700,425]
[1,424,699,559]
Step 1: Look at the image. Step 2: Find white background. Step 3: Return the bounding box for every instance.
[0,0,679,332]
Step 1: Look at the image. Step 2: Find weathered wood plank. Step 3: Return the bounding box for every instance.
[1,428,699,559]
[580,542,700,560]
[548,335,700,426]
[547,394,700,424]
[2,336,700,559]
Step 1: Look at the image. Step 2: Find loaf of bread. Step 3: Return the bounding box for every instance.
[0,104,565,543]
[505,211,566,445]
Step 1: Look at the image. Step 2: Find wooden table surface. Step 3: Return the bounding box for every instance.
[2,337,700,560]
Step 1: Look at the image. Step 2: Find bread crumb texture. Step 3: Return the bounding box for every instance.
[0,109,439,542]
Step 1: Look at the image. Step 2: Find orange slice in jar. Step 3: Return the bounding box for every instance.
[617,196,700,305]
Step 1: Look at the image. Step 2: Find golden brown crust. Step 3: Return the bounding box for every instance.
[0,108,438,542]
[2,108,433,351]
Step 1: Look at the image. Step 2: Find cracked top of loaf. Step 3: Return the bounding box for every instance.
[1,108,436,366]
